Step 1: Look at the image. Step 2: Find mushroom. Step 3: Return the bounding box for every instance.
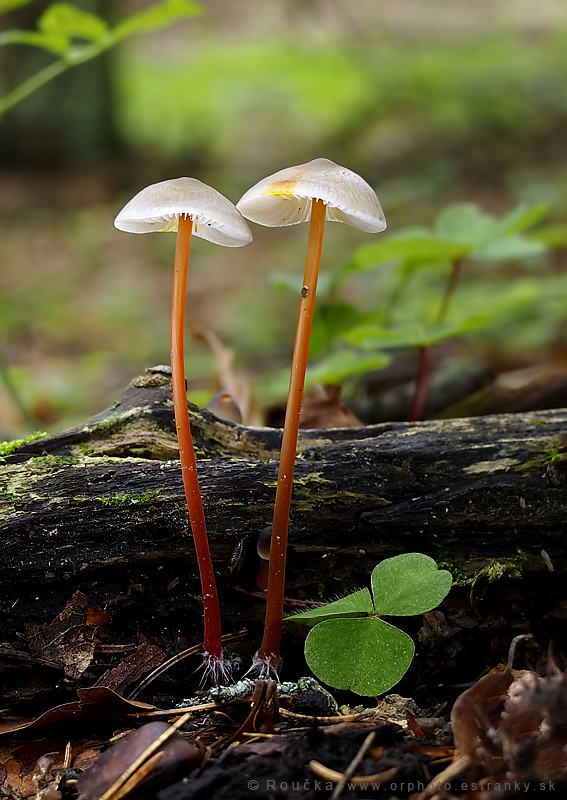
[115,177,252,680]
[237,158,386,672]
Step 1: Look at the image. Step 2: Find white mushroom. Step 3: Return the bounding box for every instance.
[114,178,252,680]
[114,176,253,246]
[237,157,386,232]
[237,158,386,672]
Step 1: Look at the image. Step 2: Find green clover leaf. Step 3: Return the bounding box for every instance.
[371,553,453,616]
[304,617,415,696]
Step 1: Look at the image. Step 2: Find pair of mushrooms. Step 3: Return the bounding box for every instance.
[114,158,386,678]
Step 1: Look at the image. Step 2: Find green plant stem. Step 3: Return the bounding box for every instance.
[0,59,69,115]
[257,198,326,671]
[409,257,464,421]
[171,214,223,669]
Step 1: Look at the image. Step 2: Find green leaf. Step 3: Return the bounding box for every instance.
[114,0,202,41]
[310,301,362,356]
[351,232,468,272]
[344,324,419,350]
[435,203,496,247]
[39,3,109,43]
[306,349,391,385]
[344,318,486,350]
[371,553,452,616]
[286,588,374,627]
[304,617,415,696]
[0,0,34,13]
[0,29,68,53]
[435,203,549,261]
[493,203,548,237]
[473,234,546,261]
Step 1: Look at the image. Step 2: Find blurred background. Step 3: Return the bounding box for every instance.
[1,0,567,437]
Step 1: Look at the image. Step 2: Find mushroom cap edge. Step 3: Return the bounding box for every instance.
[114,177,253,247]
[237,158,386,233]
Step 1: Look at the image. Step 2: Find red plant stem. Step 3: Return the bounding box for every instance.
[171,214,222,662]
[258,198,326,668]
[410,344,431,422]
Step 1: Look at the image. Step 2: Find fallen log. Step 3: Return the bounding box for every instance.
[1,365,566,594]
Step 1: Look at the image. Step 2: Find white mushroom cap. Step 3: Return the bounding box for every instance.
[114,177,253,247]
[236,158,386,233]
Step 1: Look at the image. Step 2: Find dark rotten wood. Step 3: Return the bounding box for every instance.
[1,367,567,591]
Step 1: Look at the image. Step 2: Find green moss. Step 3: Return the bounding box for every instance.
[437,560,470,588]
[97,491,160,506]
[474,552,528,583]
[263,473,332,489]
[294,473,333,487]
[28,455,78,472]
[515,436,567,474]
[440,551,529,611]
[439,551,529,586]
[0,431,46,459]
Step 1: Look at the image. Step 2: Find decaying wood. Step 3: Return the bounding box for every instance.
[1,366,567,591]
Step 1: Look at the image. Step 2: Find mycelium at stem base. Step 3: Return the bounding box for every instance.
[254,198,326,673]
[171,214,225,679]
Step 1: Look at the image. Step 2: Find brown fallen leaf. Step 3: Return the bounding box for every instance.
[451,637,567,793]
[451,663,518,764]
[94,642,165,695]
[503,666,567,782]
[300,384,362,429]
[25,591,111,680]
[0,687,155,736]
[192,324,259,425]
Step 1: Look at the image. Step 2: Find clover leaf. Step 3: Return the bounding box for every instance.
[288,552,452,697]
[287,588,373,628]
[304,617,414,696]
[371,553,453,616]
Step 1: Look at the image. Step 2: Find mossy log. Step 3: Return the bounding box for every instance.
[2,366,567,598]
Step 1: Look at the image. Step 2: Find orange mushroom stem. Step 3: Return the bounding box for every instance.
[171,215,223,671]
[256,198,326,670]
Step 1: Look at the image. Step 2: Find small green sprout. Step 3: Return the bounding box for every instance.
[547,447,560,463]
[287,552,452,696]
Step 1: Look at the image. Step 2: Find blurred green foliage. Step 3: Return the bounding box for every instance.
[1,4,567,434]
[117,29,567,191]
[0,0,202,113]
[258,201,566,404]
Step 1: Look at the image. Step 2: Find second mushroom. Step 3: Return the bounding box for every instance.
[237,157,386,672]
[115,177,252,680]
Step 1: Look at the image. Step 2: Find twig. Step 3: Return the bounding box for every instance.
[416,754,470,800]
[309,761,398,787]
[330,730,376,799]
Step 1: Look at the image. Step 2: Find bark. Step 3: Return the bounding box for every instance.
[1,366,566,595]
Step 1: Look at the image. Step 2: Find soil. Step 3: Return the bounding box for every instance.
[1,548,566,799]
